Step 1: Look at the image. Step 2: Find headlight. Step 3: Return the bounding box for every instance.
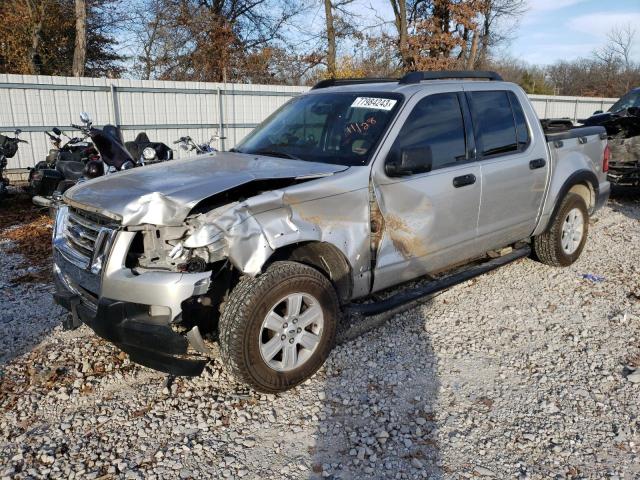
[53,205,69,241]
[142,147,157,161]
[84,160,104,178]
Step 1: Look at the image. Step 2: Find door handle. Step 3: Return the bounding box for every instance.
[452,174,476,188]
[529,158,546,170]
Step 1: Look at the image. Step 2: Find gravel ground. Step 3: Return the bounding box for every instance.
[1,197,640,479]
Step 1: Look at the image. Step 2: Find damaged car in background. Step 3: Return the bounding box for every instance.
[53,71,610,393]
[580,86,640,188]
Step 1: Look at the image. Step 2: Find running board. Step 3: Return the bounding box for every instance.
[344,245,531,317]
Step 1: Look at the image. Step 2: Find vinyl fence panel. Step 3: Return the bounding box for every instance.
[0,74,618,171]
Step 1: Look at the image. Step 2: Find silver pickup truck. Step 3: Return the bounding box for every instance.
[53,71,610,392]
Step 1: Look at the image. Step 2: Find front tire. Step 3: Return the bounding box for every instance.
[533,192,588,267]
[218,261,339,393]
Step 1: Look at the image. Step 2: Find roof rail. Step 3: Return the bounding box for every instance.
[399,71,503,84]
[311,78,398,90]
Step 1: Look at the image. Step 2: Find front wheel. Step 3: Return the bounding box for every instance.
[218,261,339,393]
[533,192,589,267]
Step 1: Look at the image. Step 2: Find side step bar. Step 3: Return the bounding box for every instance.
[344,245,531,317]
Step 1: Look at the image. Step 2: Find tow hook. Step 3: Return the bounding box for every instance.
[54,292,82,330]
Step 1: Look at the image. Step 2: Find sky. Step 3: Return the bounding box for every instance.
[346,0,640,66]
[511,0,640,65]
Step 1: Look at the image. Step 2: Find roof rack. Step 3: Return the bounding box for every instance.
[311,78,398,90]
[399,71,503,84]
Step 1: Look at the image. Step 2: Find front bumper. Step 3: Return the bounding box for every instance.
[53,231,211,377]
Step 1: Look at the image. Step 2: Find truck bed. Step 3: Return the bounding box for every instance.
[541,118,607,143]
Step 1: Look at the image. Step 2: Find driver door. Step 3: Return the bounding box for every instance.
[371,91,483,292]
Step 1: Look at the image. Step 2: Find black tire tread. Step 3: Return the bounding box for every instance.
[533,193,588,267]
[218,261,338,393]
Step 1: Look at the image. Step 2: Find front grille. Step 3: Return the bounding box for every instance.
[61,207,118,271]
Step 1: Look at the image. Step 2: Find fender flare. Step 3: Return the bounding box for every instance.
[545,170,599,232]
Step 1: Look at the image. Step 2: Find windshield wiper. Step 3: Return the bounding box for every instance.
[251,148,301,160]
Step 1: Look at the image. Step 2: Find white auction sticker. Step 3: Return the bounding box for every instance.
[350,97,397,111]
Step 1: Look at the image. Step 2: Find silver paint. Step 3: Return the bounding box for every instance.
[55,79,610,325]
[63,152,347,225]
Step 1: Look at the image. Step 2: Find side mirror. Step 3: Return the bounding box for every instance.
[52,127,62,135]
[593,110,603,115]
[14,129,22,136]
[628,107,640,117]
[385,146,433,177]
[80,111,92,124]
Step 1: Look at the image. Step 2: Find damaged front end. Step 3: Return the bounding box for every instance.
[53,153,359,376]
[52,204,224,376]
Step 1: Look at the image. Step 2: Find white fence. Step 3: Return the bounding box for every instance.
[0,74,618,171]
[528,94,616,122]
[0,74,307,170]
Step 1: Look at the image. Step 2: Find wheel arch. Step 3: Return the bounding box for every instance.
[541,170,599,234]
[265,241,353,304]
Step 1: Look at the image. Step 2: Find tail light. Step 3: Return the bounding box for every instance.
[603,144,610,172]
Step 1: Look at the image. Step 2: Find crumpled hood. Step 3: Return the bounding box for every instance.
[64,152,348,226]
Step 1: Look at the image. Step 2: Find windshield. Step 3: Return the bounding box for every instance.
[609,90,640,113]
[234,92,402,166]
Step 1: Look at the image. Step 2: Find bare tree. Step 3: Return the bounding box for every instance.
[389,0,410,68]
[607,23,637,70]
[22,0,48,74]
[475,0,526,68]
[127,0,181,79]
[322,0,359,78]
[72,0,87,77]
[324,0,337,77]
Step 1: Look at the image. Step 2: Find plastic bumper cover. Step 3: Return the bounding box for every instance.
[53,247,209,377]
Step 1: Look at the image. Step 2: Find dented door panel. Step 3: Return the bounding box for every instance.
[371,163,482,292]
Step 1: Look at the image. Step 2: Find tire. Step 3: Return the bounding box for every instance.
[533,192,589,267]
[218,261,339,393]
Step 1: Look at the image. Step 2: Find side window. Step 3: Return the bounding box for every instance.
[390,93,467,171]
[508,91,531,149]
[468,91,518,157]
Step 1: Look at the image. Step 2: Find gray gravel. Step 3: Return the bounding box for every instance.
[1,198,640,479]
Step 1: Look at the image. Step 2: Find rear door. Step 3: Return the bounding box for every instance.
[465,87,549,250]
[371,90,483,292]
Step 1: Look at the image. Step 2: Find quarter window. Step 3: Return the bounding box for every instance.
[509,91,531,149]
[390,93,467,172]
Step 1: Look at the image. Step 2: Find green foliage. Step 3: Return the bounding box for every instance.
[519,70,554,95]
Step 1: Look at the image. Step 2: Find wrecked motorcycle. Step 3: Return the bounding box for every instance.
[0,129,27,200]
[34,113,172,209]
[125,132,173,165]
[174,131,225,154]
[29,126,98,206]
[580,88,640,188]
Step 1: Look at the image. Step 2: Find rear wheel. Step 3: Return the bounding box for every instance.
[533,192,588,267]
[218,261,339,392]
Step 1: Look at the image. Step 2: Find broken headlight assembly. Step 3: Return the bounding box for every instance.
[131,223,227,273]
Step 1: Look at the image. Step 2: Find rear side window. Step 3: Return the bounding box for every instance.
[390,93,467,171]
[469,91,523,157]
[509,91,531,149]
